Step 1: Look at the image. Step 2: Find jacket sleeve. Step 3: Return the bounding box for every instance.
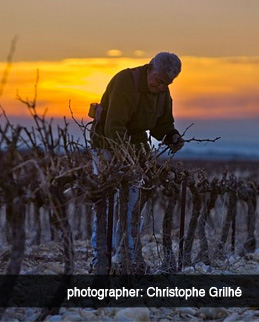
[103,71,136,142]
[150,91,179,141]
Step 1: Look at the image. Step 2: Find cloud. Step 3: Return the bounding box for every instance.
[178,93,259,118]
[106,49,122,57]
[183,93,259,109]
[133,50,145,57]
[220,57,259,65]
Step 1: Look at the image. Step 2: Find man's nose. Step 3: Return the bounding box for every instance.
[158,84,166,92]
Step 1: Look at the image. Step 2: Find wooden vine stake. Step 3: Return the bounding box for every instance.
[178,176,187,272]
[107,192,114,274]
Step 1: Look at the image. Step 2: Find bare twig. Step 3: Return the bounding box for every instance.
[184,136,221,143]
[0,36,18,98]
[181,122,194,137]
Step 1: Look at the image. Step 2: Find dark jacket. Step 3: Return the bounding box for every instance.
[90,64,179,150]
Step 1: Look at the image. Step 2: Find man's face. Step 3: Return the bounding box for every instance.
[146,68,173,93]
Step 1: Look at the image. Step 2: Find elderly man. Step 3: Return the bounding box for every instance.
[90,52,184,272]
[90,52,184,153]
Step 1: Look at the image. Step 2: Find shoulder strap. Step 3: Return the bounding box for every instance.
[129,67,141,106]
[129,67,165,117]
[157,92,165,118]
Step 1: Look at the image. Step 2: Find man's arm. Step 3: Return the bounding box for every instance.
[150,93,178,140]
[150,92,184,152]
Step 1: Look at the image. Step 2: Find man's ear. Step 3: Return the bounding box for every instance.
[147,63,153,72]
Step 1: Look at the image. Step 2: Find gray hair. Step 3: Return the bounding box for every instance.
[149,52,182,81]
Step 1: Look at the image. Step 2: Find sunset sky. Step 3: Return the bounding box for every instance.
[1,56,259,121]
[0,0,259,155]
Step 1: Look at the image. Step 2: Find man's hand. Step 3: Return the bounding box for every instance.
[168,134,184,153]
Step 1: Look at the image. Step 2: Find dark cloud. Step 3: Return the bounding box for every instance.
[221,57,259,65]
[182,93,259,112]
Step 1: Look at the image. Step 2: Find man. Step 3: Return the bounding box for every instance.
[90,52,184,153]
[90,52,184,272]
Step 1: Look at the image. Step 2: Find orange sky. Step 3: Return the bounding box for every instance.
[2,1,259,61]
[0,56,259,121]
